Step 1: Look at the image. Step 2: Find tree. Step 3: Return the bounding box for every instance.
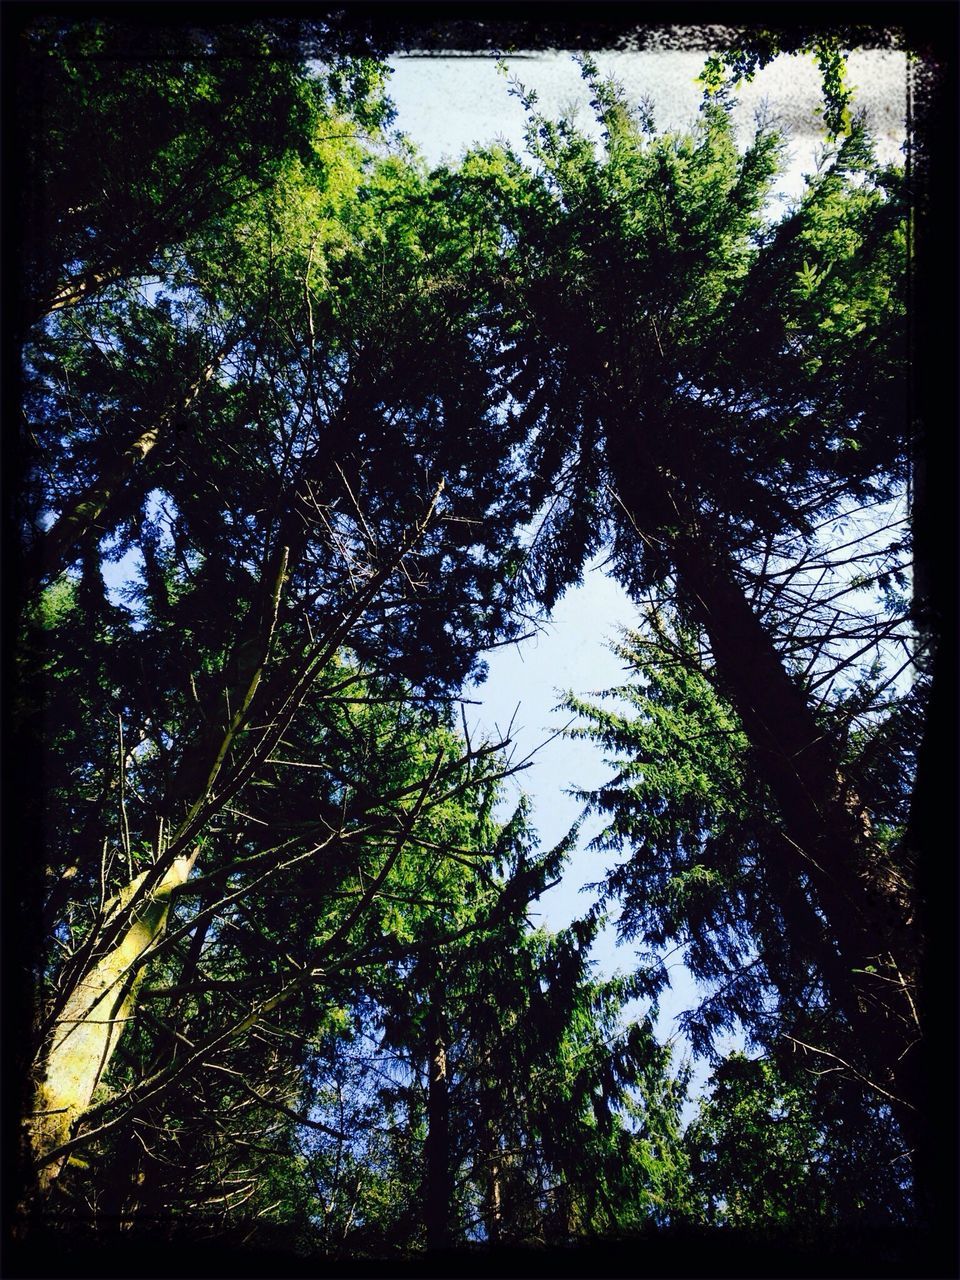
[366,851,686,1251]
[13,18,392,328]
[12,22,934,1261]
[13,33,532,1219]
[21,660,533,1227]
[41,703,692,1258]
[565,614,925,1219]
[282,827,692,1257]
[466,57,919,1148]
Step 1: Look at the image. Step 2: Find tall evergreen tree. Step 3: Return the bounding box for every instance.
[13,30,530,1216]
[565,614,924,1220]
[466,58,918,1144]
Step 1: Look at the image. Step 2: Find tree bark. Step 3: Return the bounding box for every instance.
[34,267,124,325]
[484,1155,503,1246]
[424,983,452,1251]
[479,1073,503,1246]
[27,851,197,1195]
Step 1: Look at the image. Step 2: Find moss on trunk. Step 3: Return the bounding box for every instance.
[31,853,196,1191]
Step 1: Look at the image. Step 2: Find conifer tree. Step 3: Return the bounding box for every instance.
[14,28,529,1216]
[471,58,918,1142]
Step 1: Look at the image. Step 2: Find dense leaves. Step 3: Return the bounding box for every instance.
[15,19,392,325]
[481,58,907,607]
[684,1052,913,1233]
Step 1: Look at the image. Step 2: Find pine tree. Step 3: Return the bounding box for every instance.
[14,34,529,1215]
[469,58,918,1142]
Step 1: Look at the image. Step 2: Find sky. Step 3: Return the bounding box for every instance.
[389,48,907,178]
[383,46,909,1058]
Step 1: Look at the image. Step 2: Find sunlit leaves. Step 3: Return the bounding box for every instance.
[697,34,859,139]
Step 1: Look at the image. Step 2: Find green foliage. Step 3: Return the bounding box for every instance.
[685,1052,913,1232]
[698,31,869,139]
[294,897,693,1251]
[686,1053,833,1229]
[46,671,508,1229]
[568,611,922,1013]
[477,58,906,609]
[44,675,693,1253]
[565,604,923,1226]
[17,18,393,321]
[564,623,774,1046]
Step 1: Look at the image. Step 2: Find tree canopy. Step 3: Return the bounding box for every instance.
[7,16,947,1276]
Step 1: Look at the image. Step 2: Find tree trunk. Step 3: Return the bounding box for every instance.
[608,433,919,1119]
[479,1077,503,1246]
[668,525,920,1114]
[27,852,197,1196]
[424,984,451,1251]
[484,1154,503,1247]
[35,266,124,324]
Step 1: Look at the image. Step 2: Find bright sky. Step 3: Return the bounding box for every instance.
[384,47,909,1059]
[389,48,907,172]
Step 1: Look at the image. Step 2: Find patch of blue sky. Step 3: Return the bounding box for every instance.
[100,487,178,626]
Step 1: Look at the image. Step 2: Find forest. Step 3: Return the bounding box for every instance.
[5,10,956,1278]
